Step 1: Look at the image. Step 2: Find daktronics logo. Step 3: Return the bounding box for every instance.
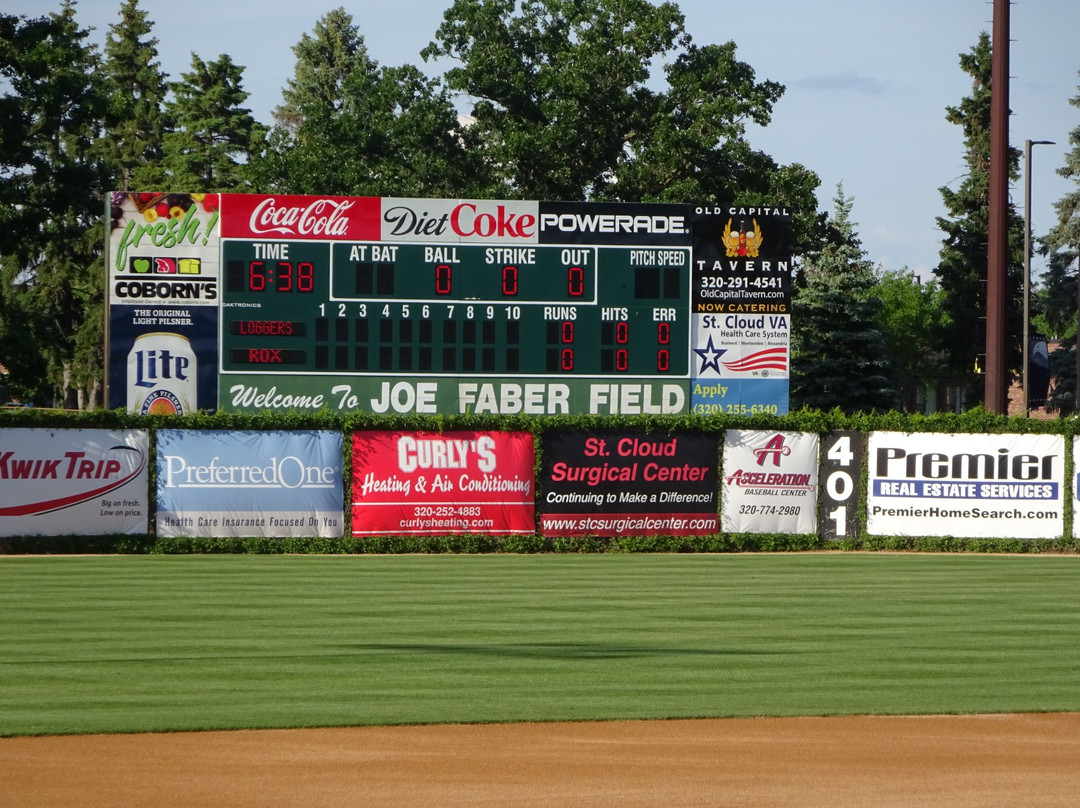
[248,197,354,237]
[382,200,538,241]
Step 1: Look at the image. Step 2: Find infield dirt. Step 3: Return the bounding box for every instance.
[4,713,1080,807]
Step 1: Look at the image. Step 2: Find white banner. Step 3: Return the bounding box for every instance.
[0,428,150,536]
[721,430,818,533]
[867,432,1064,539]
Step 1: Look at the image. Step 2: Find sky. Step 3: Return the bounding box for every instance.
[13,0,1080,281]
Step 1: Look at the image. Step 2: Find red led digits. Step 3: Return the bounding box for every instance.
[435,264,452,295]
[298,262,314,292]
[567,266,584,297]
[249,260,265,291]
[502,265,518,296]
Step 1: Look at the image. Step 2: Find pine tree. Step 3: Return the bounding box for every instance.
[161,53,265,190]
[932,33,1025,409]
[253,8,485,197]
[790,186,900,413]
[0,3,107,408]
[1041,72,1080,414]
[100,0,168,190]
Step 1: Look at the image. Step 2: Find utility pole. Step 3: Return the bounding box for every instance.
[985,0,1010,414]
[1023,139,1054,416]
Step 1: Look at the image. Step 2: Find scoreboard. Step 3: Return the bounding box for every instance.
[220,241,688,378]
[106,194,792,416]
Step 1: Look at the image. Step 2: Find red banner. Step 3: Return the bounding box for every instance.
[220,194,381,241]
[351,431,535,535]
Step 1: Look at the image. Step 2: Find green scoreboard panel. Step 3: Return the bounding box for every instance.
[221,240,689,379]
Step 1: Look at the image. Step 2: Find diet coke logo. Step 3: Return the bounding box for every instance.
[248,197,354,237]
[382,200,538,242]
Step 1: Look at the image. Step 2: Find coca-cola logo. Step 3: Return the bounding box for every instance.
[248,198,354,237]
[384,202,536,239]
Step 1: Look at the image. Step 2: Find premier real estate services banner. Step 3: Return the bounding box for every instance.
[0,428,149,536]
[539,431,719,537]
[156,430,344,537]
[721,430,818,533]
[867,431,1064,539]
[351,431,535,535]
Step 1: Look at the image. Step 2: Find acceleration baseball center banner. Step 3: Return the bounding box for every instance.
[156,430,344,538]
[540,431,719,537]
[721,430,819,533]
[867,432,1064,539]
[351,431,535,535]
[0,428,150,536]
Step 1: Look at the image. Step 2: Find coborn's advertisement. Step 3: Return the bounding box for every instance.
[0,428,149,536]
[867,432,1064,539]
[540,431,719,537]
[351,431,535,535]
[107,192,221,414]
[156,430,344,538]
[721,430,819,533]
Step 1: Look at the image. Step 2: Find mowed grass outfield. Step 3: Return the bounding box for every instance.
[2,553,1079,737]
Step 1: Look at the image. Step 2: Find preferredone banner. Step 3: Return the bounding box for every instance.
[721,430,819,533]
[867,432,1064,539]
[156,430,344,537]
[0,428,149,536]
[539,431,719,537]
[351,431,535,535]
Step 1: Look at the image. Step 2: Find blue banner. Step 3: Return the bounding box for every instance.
[156,430,343,537]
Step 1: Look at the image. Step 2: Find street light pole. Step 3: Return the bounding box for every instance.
[1023,138,1054,416]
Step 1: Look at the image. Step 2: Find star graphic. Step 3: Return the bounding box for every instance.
[693,336,727,375]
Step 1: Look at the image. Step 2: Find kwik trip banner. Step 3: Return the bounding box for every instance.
[867,432,1065,539]
[540,431,719,537]
[351,431,535,535]
[156,430,344,538]
[721,430,819,534]
[0,428,149,536]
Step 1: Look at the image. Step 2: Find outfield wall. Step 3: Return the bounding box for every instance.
[2,410,1077,550]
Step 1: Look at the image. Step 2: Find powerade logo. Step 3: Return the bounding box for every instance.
[539,211,688,236]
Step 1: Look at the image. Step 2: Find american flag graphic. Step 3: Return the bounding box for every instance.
[722,347,788,373]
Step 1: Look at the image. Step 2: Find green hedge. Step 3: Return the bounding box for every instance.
[2,405,1079,555]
